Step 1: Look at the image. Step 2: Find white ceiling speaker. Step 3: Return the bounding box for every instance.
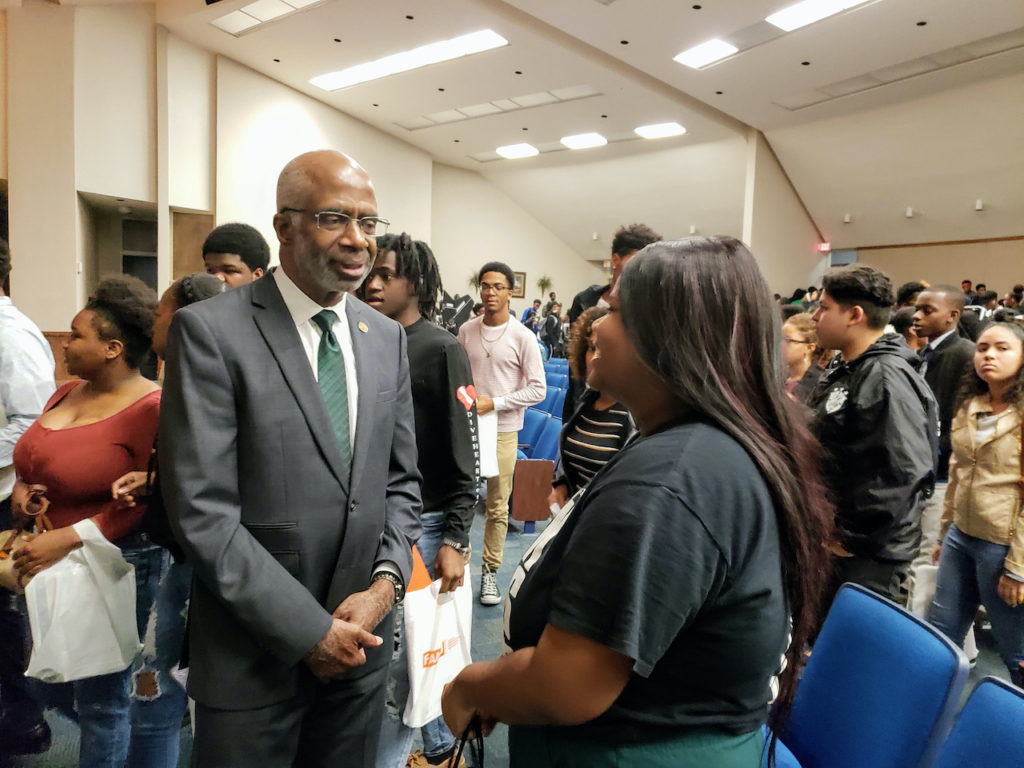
[905,207,914,218]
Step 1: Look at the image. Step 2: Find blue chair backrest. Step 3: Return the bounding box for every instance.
[546,372,569,389]
[932,677,1024,768]
[780,583,969,768]
[518,408,549,451]
[530,417,562,461]
[552,388,567,417]
[535,387,560,415]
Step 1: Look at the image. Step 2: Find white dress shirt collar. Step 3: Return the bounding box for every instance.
[927,328,956,351]
[273,265,347,325]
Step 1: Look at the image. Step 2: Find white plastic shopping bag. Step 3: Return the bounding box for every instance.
[25,519,141,683]
[402,564,473,728]
[477,411,499,479]
[908,564,938,619]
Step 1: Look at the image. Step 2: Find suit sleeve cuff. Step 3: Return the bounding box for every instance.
[372,560,404,588]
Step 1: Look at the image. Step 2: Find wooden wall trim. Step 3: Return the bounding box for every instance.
[856,235,1024,252]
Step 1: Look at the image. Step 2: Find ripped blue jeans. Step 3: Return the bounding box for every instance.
[127,552,191,768]
[32,544,164,768]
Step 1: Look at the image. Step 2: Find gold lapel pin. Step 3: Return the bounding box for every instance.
[358,321,369,333]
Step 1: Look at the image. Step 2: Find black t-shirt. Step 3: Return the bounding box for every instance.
[404,318,479,546]
[504,420,787,742]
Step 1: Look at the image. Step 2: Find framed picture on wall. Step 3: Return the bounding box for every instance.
[511,271,526,299]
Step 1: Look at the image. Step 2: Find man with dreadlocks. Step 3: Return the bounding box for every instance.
[360,233,478,768]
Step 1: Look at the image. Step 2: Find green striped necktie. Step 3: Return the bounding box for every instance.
[311,309,352,473]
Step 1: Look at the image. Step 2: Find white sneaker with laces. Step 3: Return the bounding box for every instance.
[479,567,501,605]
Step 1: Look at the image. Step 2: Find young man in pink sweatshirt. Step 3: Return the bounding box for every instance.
[458,261,546,605]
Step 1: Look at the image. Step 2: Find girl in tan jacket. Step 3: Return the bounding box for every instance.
[930,322,1024,685]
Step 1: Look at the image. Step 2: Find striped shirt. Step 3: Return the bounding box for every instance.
[559,392,634,494]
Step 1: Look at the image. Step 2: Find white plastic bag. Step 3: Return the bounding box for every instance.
[25,519,141,683]
[402,565,473,728]
[908,564,938,619]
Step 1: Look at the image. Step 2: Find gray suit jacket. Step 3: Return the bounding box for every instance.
[159,274,422,709]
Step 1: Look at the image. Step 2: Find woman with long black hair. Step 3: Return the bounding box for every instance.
[442,236,833,767]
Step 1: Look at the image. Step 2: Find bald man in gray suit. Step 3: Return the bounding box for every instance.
[160,150,422,767]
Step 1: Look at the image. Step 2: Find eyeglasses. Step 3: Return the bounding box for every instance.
[783,337,812,345]
[479,282,509,294]
[280,208,389,238]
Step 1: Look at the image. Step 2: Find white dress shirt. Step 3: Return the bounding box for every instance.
[273,268,358,452]
[0,297,56,500]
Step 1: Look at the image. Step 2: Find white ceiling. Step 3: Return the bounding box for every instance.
[159,0,1024,248]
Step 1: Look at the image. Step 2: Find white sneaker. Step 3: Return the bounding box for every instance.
[480,568,501,605]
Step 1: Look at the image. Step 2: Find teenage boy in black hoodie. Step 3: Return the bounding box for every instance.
[809,265,938,608]
[361,233,477,768]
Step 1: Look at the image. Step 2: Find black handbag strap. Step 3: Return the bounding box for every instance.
[449,715,484,768]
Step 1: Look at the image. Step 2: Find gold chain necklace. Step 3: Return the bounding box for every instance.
[479,319,511,358]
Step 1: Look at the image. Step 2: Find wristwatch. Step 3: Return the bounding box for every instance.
[372,571,405,603]
[441,537,469,554]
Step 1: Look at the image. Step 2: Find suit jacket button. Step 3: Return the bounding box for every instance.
[349,500,357,511]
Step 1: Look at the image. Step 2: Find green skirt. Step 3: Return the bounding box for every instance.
[509,725,764,768]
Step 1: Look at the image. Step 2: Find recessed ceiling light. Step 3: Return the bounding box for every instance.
[765,0,861,32]
[634,122,686,139]
[311,29,508,91]
[673,39,738,69]
[496,143,539,159]
[916,20,927,26]
[560,132,607,150]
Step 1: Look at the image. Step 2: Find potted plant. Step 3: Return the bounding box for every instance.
[536,275,552,296]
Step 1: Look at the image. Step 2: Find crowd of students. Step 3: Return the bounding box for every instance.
[0,146,1021,768]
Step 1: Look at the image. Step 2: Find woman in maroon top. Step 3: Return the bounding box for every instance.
[11,275,161,768]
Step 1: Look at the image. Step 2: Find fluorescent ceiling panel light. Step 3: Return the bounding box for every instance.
[634,122,686,139]
[424,110,465,124]
[560,132,607,150]
[283,0,321,7]
[210,10,260,34]
[496,143,539,159]
[765,0,859,32]
[510,91,558,107]
[311,29,508,91]
[241,0,292,21]
[491,99,518,110]
[458,103,502,117]
[550,84,601,100]
[673,39,738,69]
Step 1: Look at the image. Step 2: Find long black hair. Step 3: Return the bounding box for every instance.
[375,233,444,321]
[955,321,1024,411]
[618,237,834,754]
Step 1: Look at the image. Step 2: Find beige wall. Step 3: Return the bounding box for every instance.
[859,238,1024,296]
[74,5,157,203]
[167,34,215,213]
[7,4,79,330]
[432,163,605,317]
[216,57,433,261]
[743,130,826,295]
[0,13,7,182]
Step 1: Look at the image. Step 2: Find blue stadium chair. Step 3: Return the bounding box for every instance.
[543,362,560,373]
[518,408,549,454]
[546,372,569,389]
[550,357,569,371]
[552,388,567,417]
[516,448,528,460]
[536,387,560,415]
[931,677,1024,768]
[778,583,969,768]
[529,417,562,461]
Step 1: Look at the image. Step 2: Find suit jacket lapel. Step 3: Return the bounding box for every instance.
[347,297,376,496]
[251,276,350,492]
